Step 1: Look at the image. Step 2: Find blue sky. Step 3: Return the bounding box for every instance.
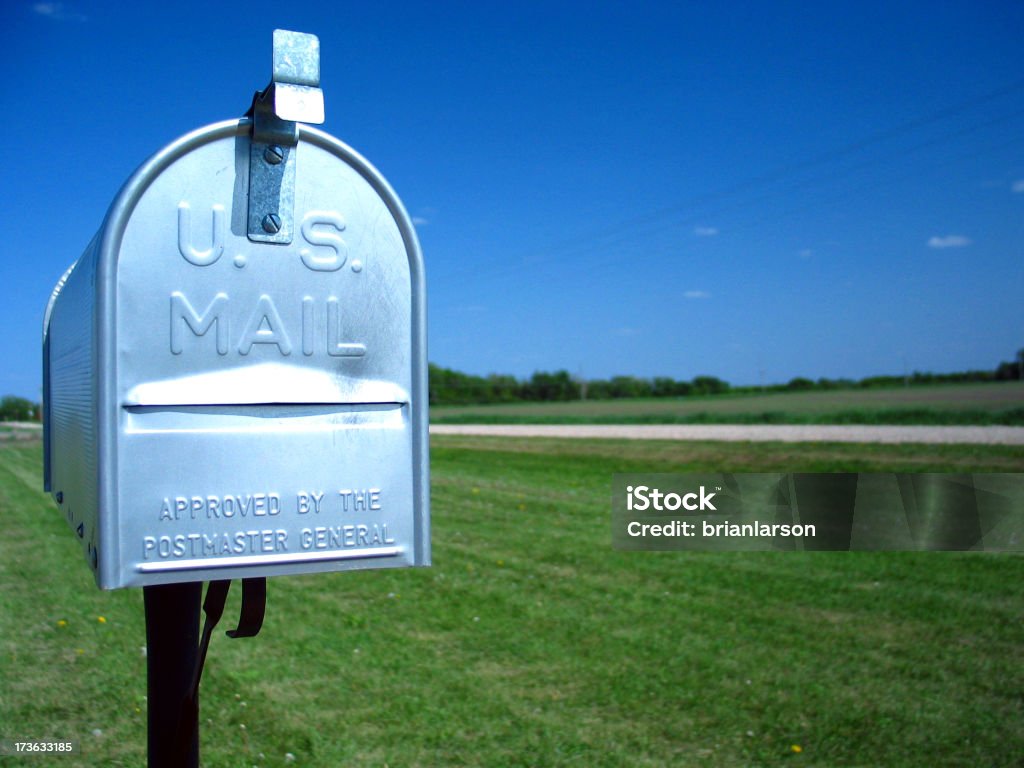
[4,1,1023,400]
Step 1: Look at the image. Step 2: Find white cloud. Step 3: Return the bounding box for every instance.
[613,327,640,337]
[1012,180,1024,193]
[412,216,429,226]
[798,248,813,259]
[927,235,971,249]
[694,226,718,237]
[684,290,711,299]
[32,2,86,21]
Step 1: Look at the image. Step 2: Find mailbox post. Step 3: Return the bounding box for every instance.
[43,31,429,766]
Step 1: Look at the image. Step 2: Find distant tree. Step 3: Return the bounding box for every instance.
[858,375,902,388]
[487,374,520,402]
[520,370,579,401]
[651,377,676,398]
[996,361,1021,381]
[0,396,37,422]
[608,376,651,399]
[691,376,730,395]
[586,379,613,399]
[995,349,1024,381]
[650,377,694,397]
[786,377,815,390]
[428,364,495,404]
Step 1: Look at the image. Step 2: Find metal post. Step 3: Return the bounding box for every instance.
[144,582,201,768]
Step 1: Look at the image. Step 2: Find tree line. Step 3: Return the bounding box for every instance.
[0,396,38,422]
[429,350,1024,406]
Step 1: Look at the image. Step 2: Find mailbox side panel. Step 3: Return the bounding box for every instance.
[42,259,80,493]
[45,237,102,581]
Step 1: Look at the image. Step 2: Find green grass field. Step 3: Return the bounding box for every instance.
[431,381,1024,425]
[2,437,1023,766]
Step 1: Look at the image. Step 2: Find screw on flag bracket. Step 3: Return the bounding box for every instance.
[246,29,326,244]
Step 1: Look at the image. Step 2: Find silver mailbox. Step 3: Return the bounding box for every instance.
[43,31,429,589]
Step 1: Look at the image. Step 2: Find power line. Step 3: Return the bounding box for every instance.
[437,78,1024,290]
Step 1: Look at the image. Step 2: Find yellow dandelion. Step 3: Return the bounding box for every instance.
[76,648,85,655]
[791,744,803,754]
[97,616,107,624]
[57,620,68,628]
[471,488,480,494]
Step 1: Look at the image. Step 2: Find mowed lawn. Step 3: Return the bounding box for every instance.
[2,437,1023,767]
[431,381,1024,425]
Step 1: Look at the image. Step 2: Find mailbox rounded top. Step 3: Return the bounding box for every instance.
[87,118,427,407]
[99,118,422,282]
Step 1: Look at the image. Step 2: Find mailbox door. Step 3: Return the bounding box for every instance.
[99,120,428,588]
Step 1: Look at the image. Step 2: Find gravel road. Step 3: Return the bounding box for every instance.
[430,424,1024,445]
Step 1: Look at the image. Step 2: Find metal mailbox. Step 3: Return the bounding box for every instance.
[43,31,429,589]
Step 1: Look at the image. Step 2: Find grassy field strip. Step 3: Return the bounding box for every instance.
[431,381,1024,426]
[2,436,1023,766]
[431,423,1024,444]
